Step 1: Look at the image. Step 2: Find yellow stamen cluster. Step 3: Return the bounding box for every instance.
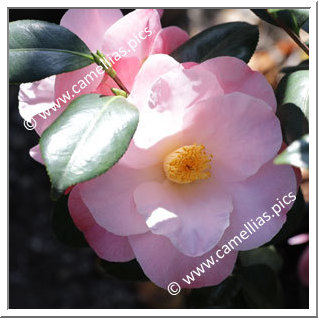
[163,144,213,184]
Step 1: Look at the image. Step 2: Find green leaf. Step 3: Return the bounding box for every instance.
[9,20,94,84]
[277,103,308,145]
[99,259,149,282]
[252,9,309,34]
[239,246,283,273]
[276,70,309,144]
[170,22,259,64]
[40,94,139,199]
[277,70,309,119]
[51,194,88,247]
[238,265,284,308]
[274,134,309,169]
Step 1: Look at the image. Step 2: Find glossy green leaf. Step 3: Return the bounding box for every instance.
[51,194,88,247]
[40,94,139,199]
[276,70,309,119]
[274,134,309,169]
[276,70,309,144]
[171,22,259,63]
[9,20,94,83]
[239,246,283,272]
[277,103,308,145]
[252,9,309,34]
[239,265,283,308]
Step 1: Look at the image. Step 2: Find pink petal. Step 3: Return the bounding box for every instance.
[78,162,163,236]
[68,185,135,262]
[112,56,141,92]
[54,63,105,116]
[150,26,189,55]
[143,61,224,115]
[288,233,309,245]
[128,54,181,110]
[134,179,233,257]
[93,56,141,95]
[29,144,44,164]
[182,92,282,182]
[125,56,223,170]
[157,9,164,18]
[129,232,238,289]
[102,9,161,63]
[201,56,277,111]
[18,76,56,136]
[120,132,184,171]
[182,62,198,69]
[129,57,223,153]
[60,9,123,51]
[219,160,298,251]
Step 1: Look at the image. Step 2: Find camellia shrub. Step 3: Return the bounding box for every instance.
[10,8,309,308]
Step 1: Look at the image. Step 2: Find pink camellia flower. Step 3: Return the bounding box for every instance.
[65,54,297,289]
[18,9,189,135]
[18,10,298,289]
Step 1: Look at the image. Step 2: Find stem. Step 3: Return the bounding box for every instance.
[91,51,130,95]
[270,13,309,56]
[112,75,130,95]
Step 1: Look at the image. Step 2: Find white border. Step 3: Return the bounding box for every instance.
[3,1,317,316]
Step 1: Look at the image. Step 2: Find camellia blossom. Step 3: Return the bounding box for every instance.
[67,54,298,289]
[18,8,189,135]
[27,53,298,289]
[18,10,299,289]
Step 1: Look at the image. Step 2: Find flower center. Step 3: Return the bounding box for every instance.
[163,144,212,184]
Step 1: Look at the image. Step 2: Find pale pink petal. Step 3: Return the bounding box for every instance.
[124,56,223,170]
[68,185,135,262]
[128,54,181,109]
[141,61,224,115]
[182,62,197,69]
[29,144,44,164]
[298,245,309,286]
[201,56,276,111]
[219,160,298,251]
[60,9,123,51]
[120,131,183,170]
[288,233,309,245]
[18,76,56,136]
[113,56,141,92]
[182,93,282,182]
[129,232,238,289]
[54,63,104,113]
[134,179,233,257]
[78,162,163,236]
[150,26,189,55]
[129,58,224,153]
[157,9,164,18]
[102,9,161,62]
